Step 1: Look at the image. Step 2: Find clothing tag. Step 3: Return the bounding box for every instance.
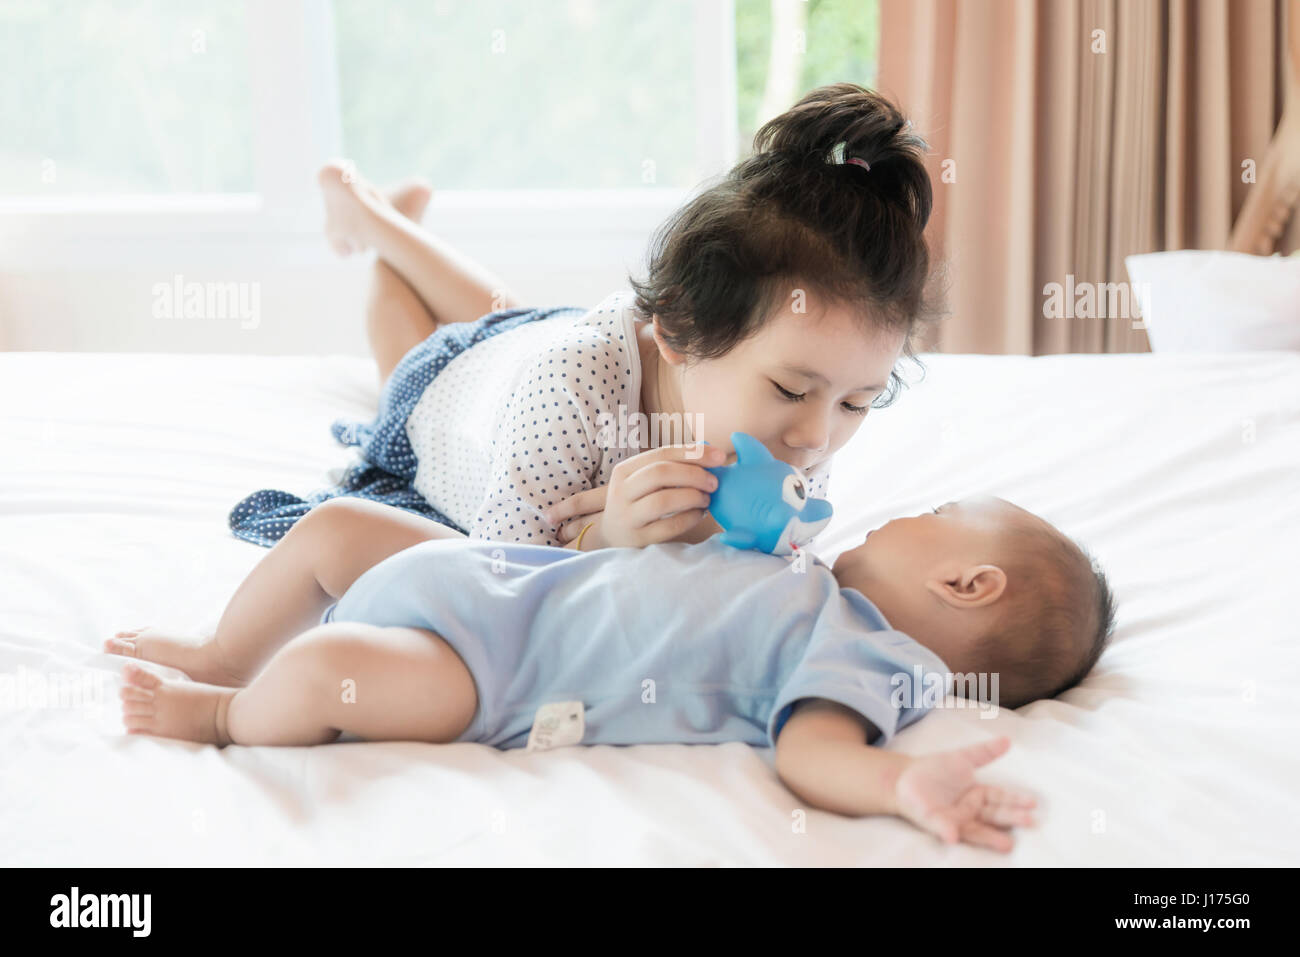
[526,700,585,752]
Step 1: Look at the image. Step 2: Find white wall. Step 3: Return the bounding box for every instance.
[0,191,687,355]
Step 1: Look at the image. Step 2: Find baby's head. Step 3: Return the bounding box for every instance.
[832,496,1117,710]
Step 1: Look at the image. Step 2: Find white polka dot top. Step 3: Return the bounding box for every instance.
[405,289,833,546]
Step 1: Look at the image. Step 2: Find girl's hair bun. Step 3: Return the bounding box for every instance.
[753,82,932,229]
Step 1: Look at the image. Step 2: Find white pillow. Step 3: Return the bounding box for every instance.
[1124,250,1300,352]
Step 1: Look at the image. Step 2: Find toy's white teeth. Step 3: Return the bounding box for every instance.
[773,512,833,556]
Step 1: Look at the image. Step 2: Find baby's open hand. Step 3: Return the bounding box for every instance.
[893,736,1037,853]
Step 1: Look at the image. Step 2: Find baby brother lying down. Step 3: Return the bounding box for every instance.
[107,495,1115,852]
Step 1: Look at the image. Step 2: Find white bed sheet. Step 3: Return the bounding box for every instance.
[1,348,1297,866]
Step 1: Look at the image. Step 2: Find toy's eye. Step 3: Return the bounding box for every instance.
[782,474,807,509]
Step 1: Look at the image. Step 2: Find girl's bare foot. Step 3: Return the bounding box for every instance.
[119,663,236,746]
[388,177,433,222]
[318,159,432,255]
[104,627,251,688]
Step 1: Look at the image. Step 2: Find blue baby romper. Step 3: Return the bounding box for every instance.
[227,304,585,547]
[320,534,953,750]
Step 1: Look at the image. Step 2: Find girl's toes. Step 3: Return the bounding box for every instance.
[119,684,153,703]
[388,177,434,221]
[123,714,155,733]
[105,637,137,656]
[318,158,353,188]
[327,235,357,257]
[122,701,155,717]
[122,663,161,690]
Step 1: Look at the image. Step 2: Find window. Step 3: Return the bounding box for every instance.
[0,0,878,266]
[2,0,733,208]
[0,0,254,195]
[736,0,879,148]
[332,0,701,189]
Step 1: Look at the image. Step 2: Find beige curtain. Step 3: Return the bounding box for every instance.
[878,0,1295,354]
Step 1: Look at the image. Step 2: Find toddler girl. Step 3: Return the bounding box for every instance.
[227,83,940,555]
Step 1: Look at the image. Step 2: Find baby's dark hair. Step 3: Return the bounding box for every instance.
[627,83,944,409]
[960,522,1118,711]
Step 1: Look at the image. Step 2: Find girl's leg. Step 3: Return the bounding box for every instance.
[367,182,443,383]
[368,257,439,384]
[119,621,478,747]
[319,160,524,329]
[106,499,467,686]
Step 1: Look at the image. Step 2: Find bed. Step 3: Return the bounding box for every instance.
[3,344,1297,866]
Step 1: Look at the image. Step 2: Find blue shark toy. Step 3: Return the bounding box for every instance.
[703,431,833,556]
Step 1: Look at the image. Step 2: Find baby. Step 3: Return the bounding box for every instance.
[108,494,1115,852]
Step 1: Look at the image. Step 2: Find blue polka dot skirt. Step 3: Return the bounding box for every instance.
[227,303,586,547]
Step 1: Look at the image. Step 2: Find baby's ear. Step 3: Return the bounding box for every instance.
[928,565,1007,607]
[959,564,1008,605]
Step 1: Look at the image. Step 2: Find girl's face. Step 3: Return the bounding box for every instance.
[654,293,906,475]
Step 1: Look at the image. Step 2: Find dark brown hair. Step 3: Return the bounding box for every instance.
[962,524,1119,711]
[628,82,943,408]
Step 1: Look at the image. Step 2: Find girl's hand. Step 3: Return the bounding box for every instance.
[892,737,1038,853]
[544,485,609,545]
[542,442,726,548]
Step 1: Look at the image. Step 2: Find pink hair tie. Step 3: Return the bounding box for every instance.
[846,156,871,171]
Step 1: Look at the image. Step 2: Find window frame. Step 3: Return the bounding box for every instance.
[0,0,738,269]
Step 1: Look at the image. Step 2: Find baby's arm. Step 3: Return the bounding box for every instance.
[774,699,907,817]
[773,699,1036,852]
